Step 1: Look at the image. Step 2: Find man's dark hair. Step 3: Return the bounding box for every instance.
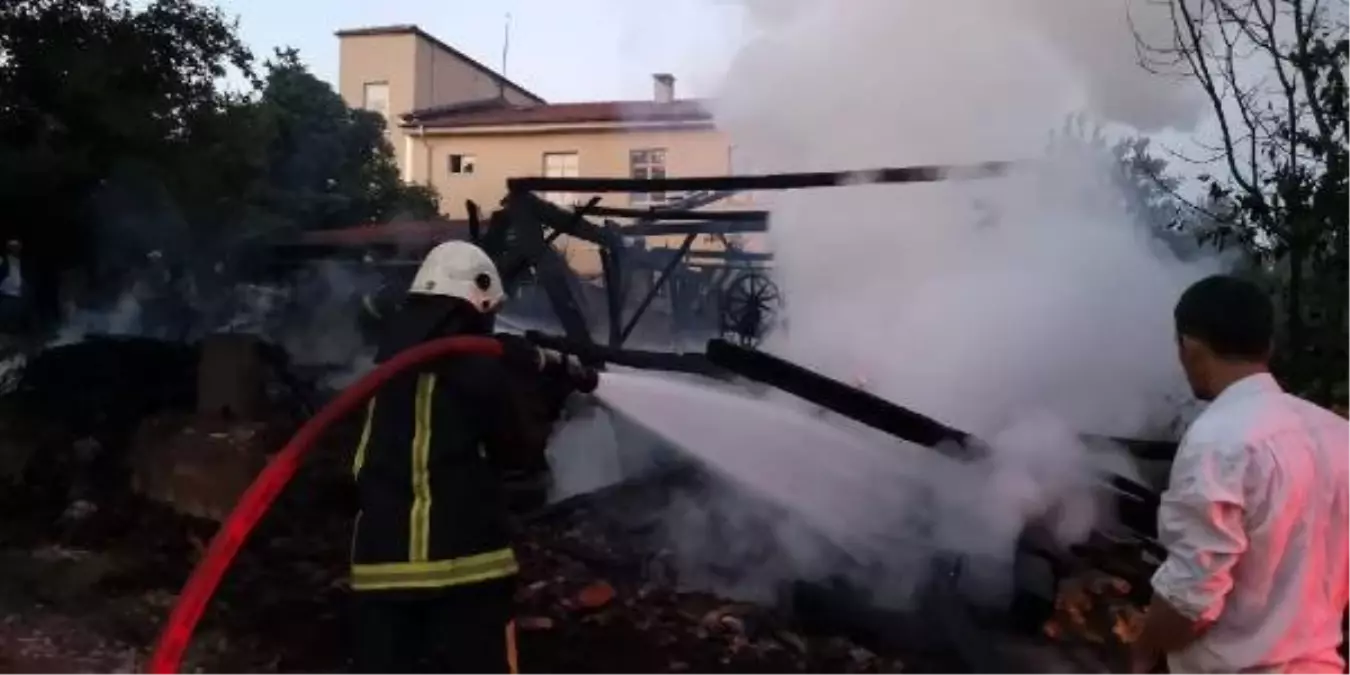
[1174,274,1274,361]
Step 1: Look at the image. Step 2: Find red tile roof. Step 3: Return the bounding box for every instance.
[403,99,714,129]
[335,25,545,105]
[293,220,473,247]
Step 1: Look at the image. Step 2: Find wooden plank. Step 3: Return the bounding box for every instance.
[507,161,1013,194]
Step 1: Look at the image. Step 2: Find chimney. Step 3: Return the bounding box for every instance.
[653,73,675,103]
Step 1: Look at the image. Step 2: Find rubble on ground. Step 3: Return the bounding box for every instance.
[128,414,288,522]
[0,335,1142,673]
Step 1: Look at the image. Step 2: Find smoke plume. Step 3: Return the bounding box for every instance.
[52,254,384,391]
[723,0,1208,138]
[593,0,1228,614]
[713,0,1220,432]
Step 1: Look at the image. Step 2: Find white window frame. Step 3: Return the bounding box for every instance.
[542,151,580,206]
[630,148,667,205]
[448,153,476,176]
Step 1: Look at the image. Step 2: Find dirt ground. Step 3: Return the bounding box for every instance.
[0,444,1146,674]
[0,490,907,673]
[0,337,1139,674]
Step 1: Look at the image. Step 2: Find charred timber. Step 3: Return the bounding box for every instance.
[623,221,769,237]
[506,193,594,344]
[506,161,1014,194]
[705,339,986,461]
[583,205,770,223]
[522,332,724,377]
[684,250,773,264]
[703,339,1169,538]
[522,331,1166,540]
[518,192,614,247]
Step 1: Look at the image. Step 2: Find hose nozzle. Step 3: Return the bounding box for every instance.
[538,347,599,394]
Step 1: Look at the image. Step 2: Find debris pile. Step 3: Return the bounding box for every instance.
[128,415,288,522]
[0,337,1148,673]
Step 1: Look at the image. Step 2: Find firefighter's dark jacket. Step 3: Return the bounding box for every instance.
[349,296,539,595]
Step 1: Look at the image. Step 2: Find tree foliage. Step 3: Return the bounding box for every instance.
[1136,0,1348,405]
[0,0,438,321]
[1048,116,1220,262]
[248,48,438,235]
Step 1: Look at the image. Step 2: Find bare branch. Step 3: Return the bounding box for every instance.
[1174,0,1267,202]
[1163,139,1231,164]
[1143,168,1241,226]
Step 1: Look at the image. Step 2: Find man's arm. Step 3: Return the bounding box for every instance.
[1132,441,1251,672]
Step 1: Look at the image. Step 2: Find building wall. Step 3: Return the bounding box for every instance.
[337,31,537,178]
[338,33,418,172]
[409,125,753,275]
[415,38,538,111]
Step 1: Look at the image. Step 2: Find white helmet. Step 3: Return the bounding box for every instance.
[408,240,505,313]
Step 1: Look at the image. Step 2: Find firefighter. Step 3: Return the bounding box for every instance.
[349,240,597,674]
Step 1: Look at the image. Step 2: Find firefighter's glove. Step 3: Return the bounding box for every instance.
[496,333,547,373]
[538,348,599,395]
[495,333,599,394]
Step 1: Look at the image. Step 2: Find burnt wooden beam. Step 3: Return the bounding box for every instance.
[507,193,592,344]
[534,249,593,345]
[620,233,698,345]
[524,330,722,377]
[507,161,1014,194]
[584,205,769,223]
[646,247,772,264]
[519,193,612,246]
[663,190,740,211]
[1112,438,1179,461]
[479,208,514,264]
[466,200,482,243]
[685,249,773,262]
[703,338,1170,539]
[623,220,768,236]
[496,197,598,286]
[599,244,624,347]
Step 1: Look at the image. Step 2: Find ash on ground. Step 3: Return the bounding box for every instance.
[0,337,1136,673]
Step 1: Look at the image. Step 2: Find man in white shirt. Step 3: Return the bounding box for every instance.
[1132,275,1349,673]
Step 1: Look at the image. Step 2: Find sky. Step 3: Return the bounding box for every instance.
[204,0,745,102]
[190,0,1232,187]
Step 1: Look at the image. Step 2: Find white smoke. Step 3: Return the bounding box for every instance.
[714,0,1220,430]
[722,0,1208,138]
[48,259,384,391]
[592,0,1228,612]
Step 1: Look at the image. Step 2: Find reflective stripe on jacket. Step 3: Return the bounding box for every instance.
[349,354,527,594]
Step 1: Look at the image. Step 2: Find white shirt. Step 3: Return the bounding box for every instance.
[1152,373,1349,673]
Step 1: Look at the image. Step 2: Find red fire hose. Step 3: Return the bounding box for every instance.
[145,335,504,674]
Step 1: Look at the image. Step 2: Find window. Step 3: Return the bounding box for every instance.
[448,154,476,175]
[630,148,667,204]
[362,82,390,118]
[542,152,580,206]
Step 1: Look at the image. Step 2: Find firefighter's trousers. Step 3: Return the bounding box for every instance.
[351,580,517,674]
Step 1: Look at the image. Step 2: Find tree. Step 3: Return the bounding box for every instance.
[246,48,439,235]
[0,0,255,316]
[0,2,442,325]
[1135,0,1349,405]
[1047,115,1216,260]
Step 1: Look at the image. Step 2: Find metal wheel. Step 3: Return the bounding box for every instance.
[719,271,781,347]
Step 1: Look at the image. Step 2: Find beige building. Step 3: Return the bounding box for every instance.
[335,24,752,275]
